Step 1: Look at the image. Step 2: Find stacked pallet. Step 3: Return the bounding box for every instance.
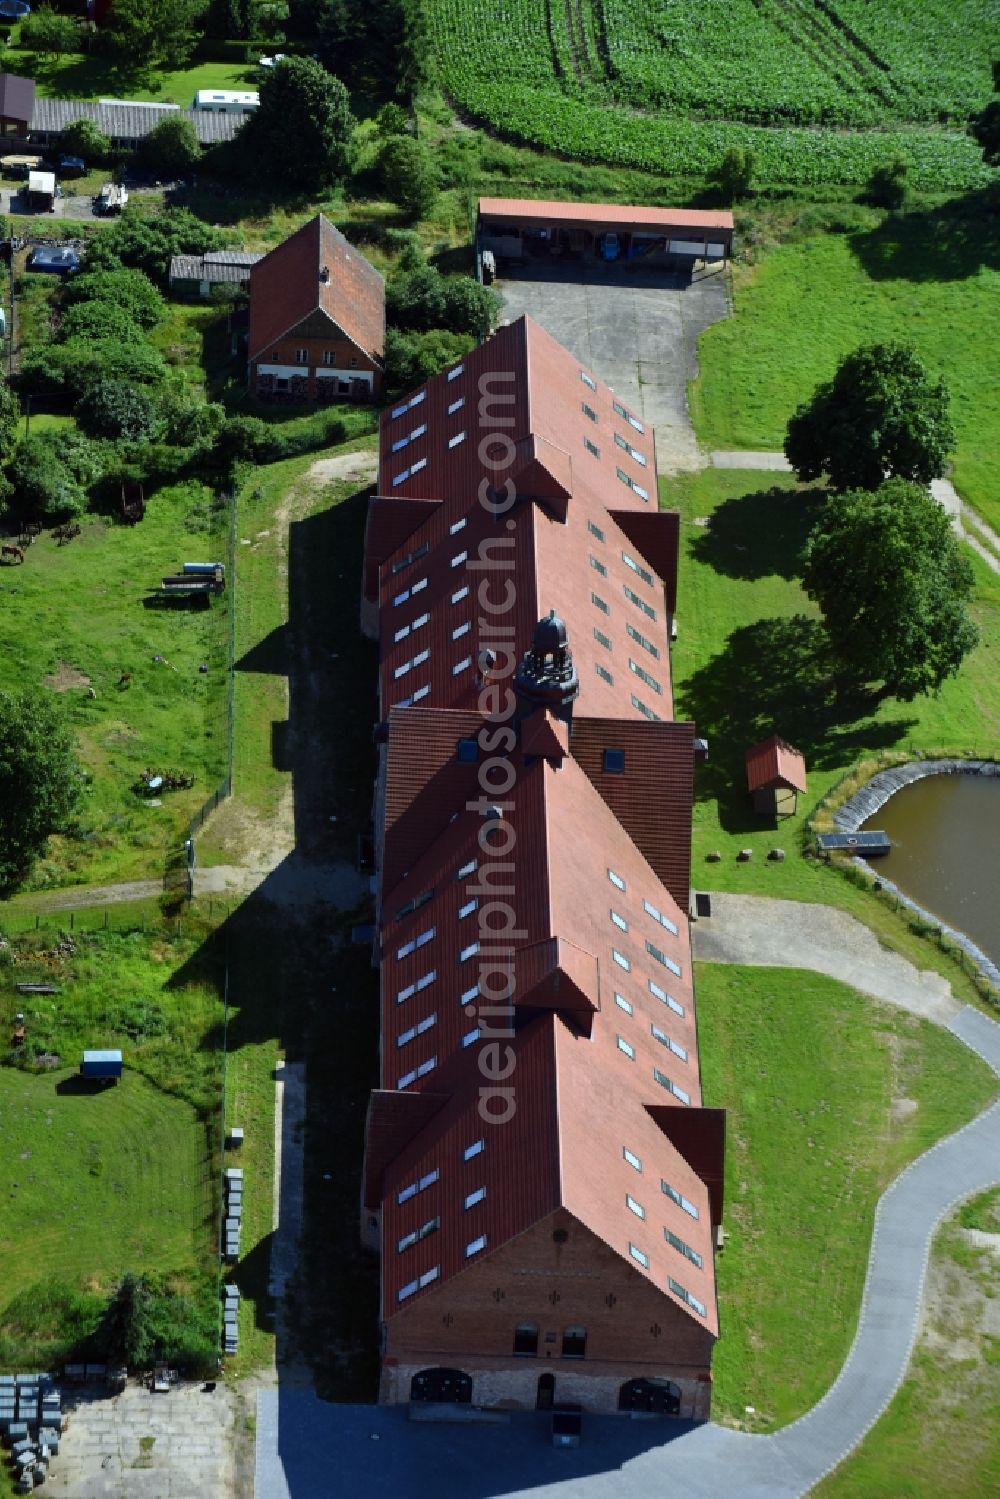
[223,1168,243,1261]
[223,1284,240,1357]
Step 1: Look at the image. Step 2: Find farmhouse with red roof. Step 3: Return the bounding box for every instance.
[247,214,384,402]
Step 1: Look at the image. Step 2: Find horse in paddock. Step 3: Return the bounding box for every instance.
[1,544,25,564]
[54,522,82,545]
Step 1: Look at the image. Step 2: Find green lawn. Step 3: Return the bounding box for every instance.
[696,964,999,1429]
[690,207,1000,529]
[816,1186,1000,1496]
[665,468,1000,913]
[0,918,228,1369]
[1,44,254,106]
[0,1068,206,1305]
[2,483,229,889]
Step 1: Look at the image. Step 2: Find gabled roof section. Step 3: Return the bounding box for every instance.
[571,718,695,911]
[746,734,807,793]
[248,214,385,365]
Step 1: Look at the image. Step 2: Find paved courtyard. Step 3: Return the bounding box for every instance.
[48,1381,237,1498]
[497,261,728,473]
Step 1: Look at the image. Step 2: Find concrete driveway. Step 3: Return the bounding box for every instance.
[497,260,728,473]
[50,1380,237,1498]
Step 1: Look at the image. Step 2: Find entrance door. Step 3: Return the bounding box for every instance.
[618,1377,681,1415]
[410,1367,472,1404]
[536,1372,555,1411]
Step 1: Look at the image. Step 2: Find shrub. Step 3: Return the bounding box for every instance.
[388,265,499,337]
[8,433,87,522]
[379,135,439,220]
[385,327,475,389]
[60,299,145,345]
[61,119,112,164]
[62,269,166,330]
[76,380,163,442]
[140,117,202,178]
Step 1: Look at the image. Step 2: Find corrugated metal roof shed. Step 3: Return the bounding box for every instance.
[30,97,242,144]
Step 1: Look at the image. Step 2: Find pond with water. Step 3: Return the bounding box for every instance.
[862,773,1000,967]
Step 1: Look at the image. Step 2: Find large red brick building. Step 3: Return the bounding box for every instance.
[248,214,384,402]
[361,314,723,1419]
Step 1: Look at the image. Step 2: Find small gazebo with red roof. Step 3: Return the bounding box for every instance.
[746,734,807,818]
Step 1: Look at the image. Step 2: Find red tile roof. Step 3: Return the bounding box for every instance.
[374,724,715,1332]
[478,197,735,235]
[248,214,385,366]
[374,316,675,727]
[746,734,808,794]
[365,312,720,1367]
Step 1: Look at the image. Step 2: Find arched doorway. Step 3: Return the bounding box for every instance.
[618,1377,681,1415]
[536,1373,555,1411]
[410,1367,473,1404]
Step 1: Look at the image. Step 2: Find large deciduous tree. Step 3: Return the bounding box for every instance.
[243,56,355,190]
[102,0,208,71]
[785,343,955,491]
[0,690,82,893]
[802,479,978,702]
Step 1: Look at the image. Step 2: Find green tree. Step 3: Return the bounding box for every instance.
[385,327,474,389]
[101,0,208,71]
[76,380,163,442]
[140,117,202,178]
[243,56,355,190]
[60,300,145,345]
[0,689,81,893]
[803,479,978,702]
[379,135,438,220]
[785,343,955,492]
[0,379,20,465]
[20,5,83,55]
[60,119,112,164]
[8,433,88,522]
[387,265,498,337]
[970,60,1000,167]
[864,156,909,209]
[711,146,754,204]
[102,1274,156,1369]
[62,268,167,329]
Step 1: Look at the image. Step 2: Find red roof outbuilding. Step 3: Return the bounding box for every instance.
[745,734,807,794]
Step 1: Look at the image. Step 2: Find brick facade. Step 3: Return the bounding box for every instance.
[381,1208,713,1415]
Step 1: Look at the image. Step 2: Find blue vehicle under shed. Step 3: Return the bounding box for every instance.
[80,1049,123,1082]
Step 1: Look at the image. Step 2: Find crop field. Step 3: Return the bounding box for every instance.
[427,0,994,188]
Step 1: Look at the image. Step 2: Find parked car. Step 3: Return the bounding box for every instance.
[57,155,87,179]
[599,232,622,262]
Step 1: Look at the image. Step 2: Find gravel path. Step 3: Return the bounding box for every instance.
[692,890,961,1024]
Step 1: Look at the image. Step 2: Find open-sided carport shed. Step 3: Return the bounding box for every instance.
[477,197,734,271]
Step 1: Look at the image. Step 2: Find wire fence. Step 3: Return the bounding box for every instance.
[184,491,238,893]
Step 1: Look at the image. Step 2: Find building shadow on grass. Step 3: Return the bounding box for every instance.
[689,485,826,582]
[849,189,1000,283]
[678,614,916,832]
[166,474,382,1396]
